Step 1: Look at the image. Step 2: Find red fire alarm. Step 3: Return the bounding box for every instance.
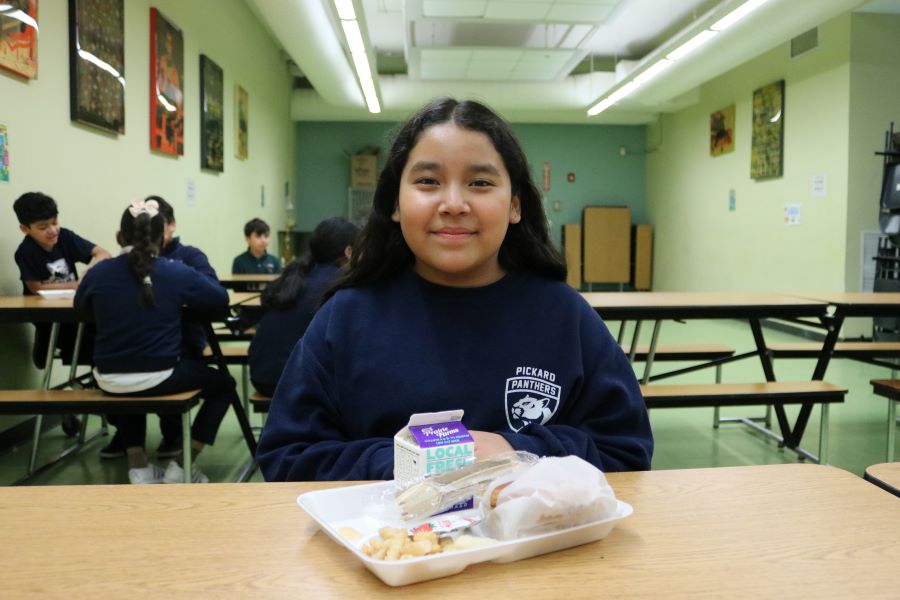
[567,172,575,183]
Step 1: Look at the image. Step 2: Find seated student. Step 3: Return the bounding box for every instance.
[75,198,238,484]
[232,218,282,275]
[255,98,653,482]
[13,191,111,368]
[249,217,359,396]
[99,195,217,461]
[153,195,217,281]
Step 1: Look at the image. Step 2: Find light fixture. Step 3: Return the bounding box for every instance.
[665,30,718,61]
[333,0,356,20]
[711,0,770,31]
[586,0,771,117]
[633,59,674,86]
[332,0,380,113]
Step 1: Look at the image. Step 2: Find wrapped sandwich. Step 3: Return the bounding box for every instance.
[480,455,619,540]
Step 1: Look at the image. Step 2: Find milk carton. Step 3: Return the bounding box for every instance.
[393,410,475,484]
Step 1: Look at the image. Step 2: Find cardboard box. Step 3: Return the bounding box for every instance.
[394,410,475,483]
[351,154,377,188]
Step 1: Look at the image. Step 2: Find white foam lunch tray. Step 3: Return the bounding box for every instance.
[297,480,632,587]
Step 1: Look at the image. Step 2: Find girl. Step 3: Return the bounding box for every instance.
[256,98,652,481]
[248,216,359,397]
[75,199,237,484]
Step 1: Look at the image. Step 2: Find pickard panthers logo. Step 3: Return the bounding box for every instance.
[505,367,561,432]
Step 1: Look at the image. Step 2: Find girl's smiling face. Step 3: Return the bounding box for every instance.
[393,122,521,287]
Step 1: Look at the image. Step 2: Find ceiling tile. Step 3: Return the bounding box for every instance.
[484,1,552,20]
[422,0,487,18]
[547,3,617,22]
[421,48,473,62]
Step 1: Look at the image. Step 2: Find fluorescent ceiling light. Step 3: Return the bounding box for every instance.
[587,97,616,116]
[360,77,380,113]
[711,0,771,32]
[341,19,364,53]
[333,0,356,20]
[607,81,639,104]
[666,30,717,61]
[633,59,674,86]
[351,51,371,80]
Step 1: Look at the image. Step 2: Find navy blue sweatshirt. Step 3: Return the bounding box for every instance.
[74,255,228,372]
[162,237,217,355]
[256,268,652,481]
[248,262,340,392]
[162,237,217,280]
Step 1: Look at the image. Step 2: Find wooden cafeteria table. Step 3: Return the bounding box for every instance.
[0,464,896,598]
[581,292,830,456]
[864,462,900,497]
[0,292,260,474]
[778,293,900,447]
[218,273,279,289]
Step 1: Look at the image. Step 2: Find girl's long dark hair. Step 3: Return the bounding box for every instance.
[262,217,359,310]
[119,206,165,307]
[328,97,565,299]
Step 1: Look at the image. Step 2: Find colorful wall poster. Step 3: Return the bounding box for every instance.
[0,124,9,182]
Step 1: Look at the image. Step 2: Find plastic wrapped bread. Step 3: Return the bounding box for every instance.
[480,456,619,540]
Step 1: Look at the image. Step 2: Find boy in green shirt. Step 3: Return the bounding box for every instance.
[232,217,281,274]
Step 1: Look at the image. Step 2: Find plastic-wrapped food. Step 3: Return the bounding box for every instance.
[393,451,538,521]
[480,455,619,540]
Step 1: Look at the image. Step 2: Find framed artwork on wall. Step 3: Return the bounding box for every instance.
[149,7,184,155]
[0,0,39,79]
[235,84,248,159]
[68,0,125,134]
[0,124,9,182]
[709,104,734,156]
[750,80,784,179]
[200,54,223,171]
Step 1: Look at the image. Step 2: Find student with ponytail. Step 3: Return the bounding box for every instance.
[75,199,237,484]
[249,216,359,396]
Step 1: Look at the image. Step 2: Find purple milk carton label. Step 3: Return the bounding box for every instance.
[409,422,473,448]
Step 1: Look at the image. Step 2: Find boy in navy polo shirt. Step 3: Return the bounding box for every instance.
[13,191,111,367]
[231,218,281,274]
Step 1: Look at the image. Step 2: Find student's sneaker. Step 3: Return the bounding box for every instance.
[163,460,210,484]
[99,432,126,459]
[128,463,166,484]
[156,437,183,459]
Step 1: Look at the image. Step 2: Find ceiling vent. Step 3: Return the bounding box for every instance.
[790,27,818,58]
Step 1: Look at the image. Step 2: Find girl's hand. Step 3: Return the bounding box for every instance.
[469,430,513,459]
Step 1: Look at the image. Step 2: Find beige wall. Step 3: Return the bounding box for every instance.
[646,14,853,293]
[0,1,292,395]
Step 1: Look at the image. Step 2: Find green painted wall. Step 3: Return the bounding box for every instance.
[293,121,647,248]
[646,14,852,293]
[0,1,291,403]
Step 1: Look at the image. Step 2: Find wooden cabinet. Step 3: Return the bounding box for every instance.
[562,223,582,289]
[631,224,653,290]
[582,206,631,284]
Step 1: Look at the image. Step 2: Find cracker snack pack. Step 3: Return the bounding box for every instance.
[393,410,475,484]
